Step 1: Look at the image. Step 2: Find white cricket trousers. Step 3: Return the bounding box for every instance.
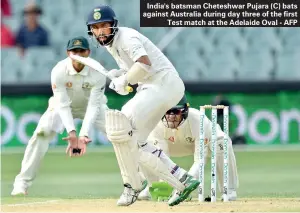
[13,99,107,190]
[121,71,185,144]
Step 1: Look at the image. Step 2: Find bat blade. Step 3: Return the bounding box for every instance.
[69,54,133,93]
[69,54,109,78]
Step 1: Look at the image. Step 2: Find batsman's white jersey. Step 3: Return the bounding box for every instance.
[105,27,196,201]
[12,57,108,193]
[148,108,239,193]
[106,27,185,142]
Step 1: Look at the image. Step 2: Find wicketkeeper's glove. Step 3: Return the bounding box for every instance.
[149,182,173,201]
[149,181,194,202]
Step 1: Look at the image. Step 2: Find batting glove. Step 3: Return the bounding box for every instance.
[109,74,129,96]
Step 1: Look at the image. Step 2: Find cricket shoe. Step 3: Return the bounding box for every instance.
[222,190,237,201]
[167,190,193,205]
[168,174,200,206]
[11,186,28,196]
[137,186,151,201]
[167,189,180,206]
[117,180,148,206]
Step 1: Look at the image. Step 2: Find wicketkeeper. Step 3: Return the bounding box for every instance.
[138,96,239,202]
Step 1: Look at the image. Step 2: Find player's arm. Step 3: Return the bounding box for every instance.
[121,36,152,85]
[188,136,210,179]
[51,67,75,134]
[79,78,106,138]
[109,36,151,95]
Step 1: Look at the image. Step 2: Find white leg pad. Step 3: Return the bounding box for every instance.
[139,151,185,191]
[112,143,143,190]
[105,109,143,190]
[138,165,159,186]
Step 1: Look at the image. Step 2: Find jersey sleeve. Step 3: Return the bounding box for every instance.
[51,64,75,133]
[79,77,106,137]
[121,35,148,62]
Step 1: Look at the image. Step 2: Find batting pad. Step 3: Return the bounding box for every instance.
[139,151,185,192]
[138,165,160,185]
[105,110,133,143]
[105,110,143,190]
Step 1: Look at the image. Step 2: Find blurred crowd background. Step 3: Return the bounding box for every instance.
[1,0,300,148]
[2,0,300,83]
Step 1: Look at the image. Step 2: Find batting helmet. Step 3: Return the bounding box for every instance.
[86,5,118,46]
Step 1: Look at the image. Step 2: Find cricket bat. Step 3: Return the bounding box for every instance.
[69,54,133,93]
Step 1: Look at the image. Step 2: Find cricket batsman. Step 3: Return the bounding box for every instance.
[11,36,108,196]
[86,5,200,206]
[138,96,239,202]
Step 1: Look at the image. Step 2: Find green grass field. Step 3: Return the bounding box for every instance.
[1,146,300,212]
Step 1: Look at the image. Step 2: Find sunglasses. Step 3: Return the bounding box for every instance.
[69,49,88,53]
[166,109,183,115]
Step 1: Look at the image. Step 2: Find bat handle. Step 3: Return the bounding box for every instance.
[125,86,133,93]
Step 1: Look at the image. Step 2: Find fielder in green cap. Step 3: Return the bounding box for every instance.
[66,36,91,72]
[67,36,90,51]
[11,36,109,196]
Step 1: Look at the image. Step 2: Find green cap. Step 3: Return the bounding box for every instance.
[67,36,90,50]
[173,95,189,109]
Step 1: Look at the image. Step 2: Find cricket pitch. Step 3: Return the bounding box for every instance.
[2,198,300,212]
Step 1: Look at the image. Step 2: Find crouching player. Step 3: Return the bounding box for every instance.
[11,36,108,195]
[138,96,239,202]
